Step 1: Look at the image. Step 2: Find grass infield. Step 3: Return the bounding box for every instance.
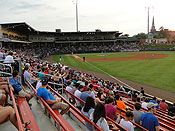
[53,51,175,93]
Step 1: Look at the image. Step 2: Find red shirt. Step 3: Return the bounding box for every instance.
[82,86,88,92]
[159,102,168,111]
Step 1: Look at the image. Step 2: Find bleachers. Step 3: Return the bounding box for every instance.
[17,98,40,131]
[27,81,76,131]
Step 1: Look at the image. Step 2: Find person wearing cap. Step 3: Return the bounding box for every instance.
[37,77,70,115]
[159,99,168,111]
[140,102,159,131]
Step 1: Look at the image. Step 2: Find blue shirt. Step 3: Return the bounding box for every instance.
[37,87,56,107]
[141,113,159,131]
[149,100,159,108]
[80,91,90,102]
[9,77,22,92]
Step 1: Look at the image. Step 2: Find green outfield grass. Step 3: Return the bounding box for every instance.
[53,51,175,93]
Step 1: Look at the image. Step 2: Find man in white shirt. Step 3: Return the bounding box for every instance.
[4,52,14,64]
[142,98,149,110]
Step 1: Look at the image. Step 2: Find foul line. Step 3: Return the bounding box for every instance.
[84,61,173,104]
[84,61,134,90]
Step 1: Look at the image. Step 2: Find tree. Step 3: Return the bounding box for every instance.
[132,33,147,40]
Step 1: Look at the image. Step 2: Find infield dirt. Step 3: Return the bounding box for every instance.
[72,52,169,62]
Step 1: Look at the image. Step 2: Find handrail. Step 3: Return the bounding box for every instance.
[27,81,75,131]
[32,71,64,95]
[63,89,128,131]
[7,78,23,131]
[48,86,103,131]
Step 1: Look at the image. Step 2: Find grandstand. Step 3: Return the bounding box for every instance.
[0,22,175,131]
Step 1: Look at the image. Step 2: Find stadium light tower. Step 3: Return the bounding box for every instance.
[72,0,79,32]
[145,6,150,44]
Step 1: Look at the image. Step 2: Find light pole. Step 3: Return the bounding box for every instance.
[146,7,150,44]
[73,0,79,32]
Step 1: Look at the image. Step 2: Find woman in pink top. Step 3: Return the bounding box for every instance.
[105,96,118,120]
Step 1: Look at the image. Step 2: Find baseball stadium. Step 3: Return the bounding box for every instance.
[0,21,175,131]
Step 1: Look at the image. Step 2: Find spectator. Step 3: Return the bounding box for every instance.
[74,85,84,109]
[0,50,4,60]
[3,52,14,64]
[0,90,6,106]
[136,97,141,103]
[37,77,70,115]
[132,102,144,125]
[159,99,168,111]
[140,103,159,131]
[0,80,9,106]
[168,103,175,117]
[141,87,144,96]
[90,102,110,131]
[24,65,37,87]
[80,88,92,103]
[149,97,159,109]
[0,106,32,130]
[9,70,34,104]
[38,67,45,80]
[71,82,80,95]
[89,84,96,99]
[66,81,72,92]
[105,96,118,121]
[0,106,18,130]
[97,88,105,101]
[82,81,88,92]
[115,94,126,116]
[81,96,95,131]
[141,98,149,110]
[119,110,134,131]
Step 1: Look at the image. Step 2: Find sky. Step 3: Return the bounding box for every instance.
[0,0,175,36]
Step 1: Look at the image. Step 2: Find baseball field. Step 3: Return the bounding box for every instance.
[53,51,175,93]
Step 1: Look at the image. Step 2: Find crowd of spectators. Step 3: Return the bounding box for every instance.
[0,48,175,131]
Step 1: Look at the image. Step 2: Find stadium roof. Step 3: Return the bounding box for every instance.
[0,22,37,34]
[0,22,122,35]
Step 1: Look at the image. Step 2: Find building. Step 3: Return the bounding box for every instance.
[0,22,122,50]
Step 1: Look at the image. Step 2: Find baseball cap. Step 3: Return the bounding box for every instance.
[41,78,48,85]
[147,102,157,109]
[162,99,165,102]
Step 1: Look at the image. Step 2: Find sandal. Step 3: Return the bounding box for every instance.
[24,121,31,127]
[24,128,33,131]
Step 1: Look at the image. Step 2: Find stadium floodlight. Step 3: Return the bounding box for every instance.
[72,0,79,32]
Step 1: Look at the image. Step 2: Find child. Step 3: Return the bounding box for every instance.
[120,110,134,131]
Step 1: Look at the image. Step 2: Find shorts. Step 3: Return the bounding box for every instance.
[0,93,2,100]
[18,89,28,97]
[51,102,69,111]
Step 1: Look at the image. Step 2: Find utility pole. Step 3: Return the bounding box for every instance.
[73,0,79,32]
[147,7,150,44]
